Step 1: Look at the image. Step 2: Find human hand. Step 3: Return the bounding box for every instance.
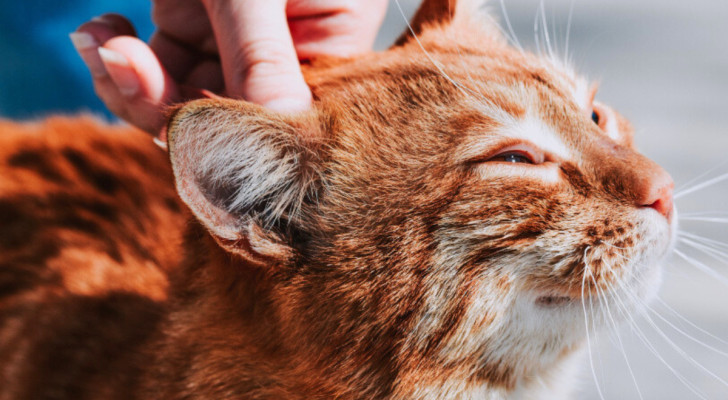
[70,0,388,135]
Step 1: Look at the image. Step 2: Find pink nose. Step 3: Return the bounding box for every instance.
[639,169,674,220]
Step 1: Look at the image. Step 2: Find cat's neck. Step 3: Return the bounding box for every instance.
[154,223,580,399]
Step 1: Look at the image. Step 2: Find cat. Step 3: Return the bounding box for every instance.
[0,0,676,398]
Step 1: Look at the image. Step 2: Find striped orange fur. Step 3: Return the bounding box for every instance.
[0,0,674,398]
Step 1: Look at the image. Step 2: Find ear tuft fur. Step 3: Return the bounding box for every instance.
[167,99,321,250]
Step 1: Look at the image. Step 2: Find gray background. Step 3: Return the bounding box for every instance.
[376,1,728,399]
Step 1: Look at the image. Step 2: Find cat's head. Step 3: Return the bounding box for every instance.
[165,0,674,392]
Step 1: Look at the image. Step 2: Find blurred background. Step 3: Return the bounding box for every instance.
[0,0,153,119]
[1,0,726,398]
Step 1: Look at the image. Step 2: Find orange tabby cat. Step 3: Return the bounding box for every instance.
[0,0,675,398]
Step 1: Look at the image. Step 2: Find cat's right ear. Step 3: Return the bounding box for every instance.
[166,98,322,265]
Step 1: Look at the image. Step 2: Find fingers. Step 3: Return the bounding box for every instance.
[201,0,312,112]
[148,31,224,93]
[100,37,181,133]
[71,15,180,135]
[70,14,136,79]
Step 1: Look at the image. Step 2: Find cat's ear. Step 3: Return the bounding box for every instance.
[166,98,321,265]
[394,0,503,46]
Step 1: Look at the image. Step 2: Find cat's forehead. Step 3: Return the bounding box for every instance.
[308,43,594,152]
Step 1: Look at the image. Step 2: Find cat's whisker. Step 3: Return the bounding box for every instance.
[539,0,556,61]
[679,237,728,267]
[603,266,718,391]
[678,211,728,219]
[674,171,728,200]
[452,25,502,111]
[591,270,645,400]
[678,238,728,263]
[602,266,728,394]
[636,299,728,389]
[679,216,728,224]
[678,231,728,253]
[581,247,607,400]
[679,211,728,218]
[602,272,709,400]
[614,267,728,358]
[675,159,728,194]
[563,0,576,65]
[645,304,728,358]
[675,244,728,287]
[655,297,728,348]
[496,0,524,52]
[533,4,543,56]
[392,0,490,107]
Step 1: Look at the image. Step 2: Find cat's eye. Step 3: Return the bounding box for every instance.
[489,151,534,164]
[591,110,600,125]
[483,145,543,165]
[590,103,608,131]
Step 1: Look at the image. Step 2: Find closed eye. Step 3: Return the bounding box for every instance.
[481,143,545,165]
[488,151,534,164]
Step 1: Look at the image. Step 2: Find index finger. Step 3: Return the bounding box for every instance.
[201,0,312,112]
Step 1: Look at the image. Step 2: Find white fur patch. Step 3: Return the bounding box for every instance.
[503,114,571,160]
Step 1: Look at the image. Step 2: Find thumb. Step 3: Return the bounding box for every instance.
[201,0,312,112]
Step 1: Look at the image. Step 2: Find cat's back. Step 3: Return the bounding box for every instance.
[0,116,185,399]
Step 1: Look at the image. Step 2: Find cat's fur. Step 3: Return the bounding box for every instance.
[0,0,675,399]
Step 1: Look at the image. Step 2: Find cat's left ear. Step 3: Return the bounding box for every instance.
[166,98,322,265]
[395,0,504,46]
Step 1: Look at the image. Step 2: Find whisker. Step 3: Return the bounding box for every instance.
[678,231,728,253]
[497,0,524,51]
[539,0,555,61]
[656,297,728,348]
[603,271,709,399]
[675,159,728,193]
[676,243,728,287]
[679,211,728,218]
[679,216,728,224]
[679,237,728,266]
[638,301,728,389]
[392,0,489,105]
[645,305,728,358]
[580,247,607,400]
[563,0,576,64]
[592,270,645,400]
[674,171,728,199]
[607,265,728,392]
[533,5,542,56]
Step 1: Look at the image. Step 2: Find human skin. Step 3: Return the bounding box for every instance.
[70,0,388,135]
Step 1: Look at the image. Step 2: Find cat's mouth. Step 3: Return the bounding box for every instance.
[536,295,573,307]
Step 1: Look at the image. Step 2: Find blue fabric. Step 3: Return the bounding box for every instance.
[0,1,154,119]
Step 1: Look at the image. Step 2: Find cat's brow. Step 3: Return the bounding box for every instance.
[461,114,571,162]
[502,115,570,159]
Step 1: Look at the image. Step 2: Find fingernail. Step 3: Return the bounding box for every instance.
[98,47,139,97]
[91,15,114,26]
[263,98,311,113]
[69,32,107,78]
[69,31,97,49]
[153,137,168,151]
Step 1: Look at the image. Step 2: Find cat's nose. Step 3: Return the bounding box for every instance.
[638,167,674,220]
